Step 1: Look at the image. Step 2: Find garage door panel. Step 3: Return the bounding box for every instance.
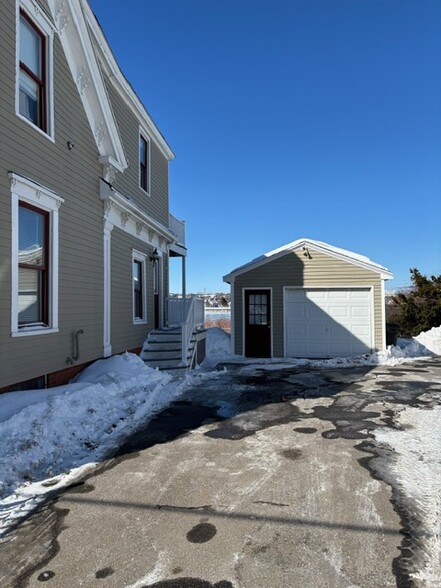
[285,287,372,358]
[350,289,370,299]
[328,306,349,318]
[307,290,327,302]
[351,306,369,318]
[286,289,306,303]
[328,290,349,299]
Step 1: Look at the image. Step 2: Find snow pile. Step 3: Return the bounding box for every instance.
[414,325,441,356]
[0,353,186,534]
[203,327,234,366]
[203,325,438,371]
[374,406,441,586]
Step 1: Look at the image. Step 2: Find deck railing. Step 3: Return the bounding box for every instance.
[167,297,205,366]
[169,213,185,246]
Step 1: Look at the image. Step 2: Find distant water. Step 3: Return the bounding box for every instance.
[205,309,231,321]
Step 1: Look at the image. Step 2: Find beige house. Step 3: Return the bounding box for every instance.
[0,0,200,391]
[224,239,393,359]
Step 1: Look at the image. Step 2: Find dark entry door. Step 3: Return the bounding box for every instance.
[245,289,271,357]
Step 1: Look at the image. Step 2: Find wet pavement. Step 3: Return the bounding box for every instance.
[1,358,441,588]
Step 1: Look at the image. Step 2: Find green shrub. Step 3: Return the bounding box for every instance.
[390,269,441,337]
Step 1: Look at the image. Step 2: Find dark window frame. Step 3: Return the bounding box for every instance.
[18,200,49,327]
[133,258,144,320]
[19,10,47,132]
[139,134,150,193]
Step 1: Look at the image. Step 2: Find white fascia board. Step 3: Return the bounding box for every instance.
[47,0,127,172]
[225,238,393,281]
[100,180,176,246]
[81,0,175,162]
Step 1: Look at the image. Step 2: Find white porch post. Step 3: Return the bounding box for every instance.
[103,219,114,357]
[182,256,187,322]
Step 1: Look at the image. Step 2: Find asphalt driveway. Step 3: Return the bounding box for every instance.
[2,358,441,588]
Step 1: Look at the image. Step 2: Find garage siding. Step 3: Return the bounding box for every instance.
[233,249,383,357]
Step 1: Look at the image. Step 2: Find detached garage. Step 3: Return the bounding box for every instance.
[223,238,393,359]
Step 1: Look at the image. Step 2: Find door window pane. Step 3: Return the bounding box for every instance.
[248,293,268,325]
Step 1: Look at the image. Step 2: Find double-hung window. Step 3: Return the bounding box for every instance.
[17,2,54,138]
[139,132,150,194]
[132,251,147,324]
[10,173,63,336]
[18,203,49,326]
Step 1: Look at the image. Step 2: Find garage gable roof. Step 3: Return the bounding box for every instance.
[223,238,393,282]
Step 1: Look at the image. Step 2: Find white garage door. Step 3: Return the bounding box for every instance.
[284,288,373,358]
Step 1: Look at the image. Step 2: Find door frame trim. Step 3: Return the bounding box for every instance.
[242,287,273,357]
[282,285,375,357]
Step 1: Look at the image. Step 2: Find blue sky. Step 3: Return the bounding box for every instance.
[89,0,441,293]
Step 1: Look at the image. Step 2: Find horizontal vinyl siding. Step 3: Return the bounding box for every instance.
[0,4,104,388]
[111,228,154,353]
[104,80,169,227]
[234,249,383,357]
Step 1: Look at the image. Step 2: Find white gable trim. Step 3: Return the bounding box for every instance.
[46,0,127,172]
[224,238,393,282]
[81,0,175,162]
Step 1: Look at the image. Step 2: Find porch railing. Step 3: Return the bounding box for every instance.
[169,213,186,246]
[167,297,205,366]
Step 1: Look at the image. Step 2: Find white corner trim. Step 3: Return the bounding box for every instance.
[103,218,113,357]
[46,0,127,171]
[230,283,235,355]
[9,172,63,336]
[381,279,387,350]
[16,0,56,141]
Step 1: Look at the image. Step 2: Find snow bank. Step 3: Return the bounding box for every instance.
[0,354,183,535]
[374,406,441,587]
[203,325,440,371]
[203,327,234,366]
[414,325,441,356]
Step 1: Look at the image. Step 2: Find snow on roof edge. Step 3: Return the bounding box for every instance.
[224,238,393,281]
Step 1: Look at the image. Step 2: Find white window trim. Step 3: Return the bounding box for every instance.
[10,172,63,337]
[139,127,151,195]
[132,249,147,325]
[16,0,56,142]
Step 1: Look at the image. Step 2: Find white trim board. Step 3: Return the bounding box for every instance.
[46,0,128,172]
[224,238,393,282]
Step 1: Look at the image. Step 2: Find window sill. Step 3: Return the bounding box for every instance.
[133,318,147,325]
[12,327,59,337]
[16,112,55,143]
